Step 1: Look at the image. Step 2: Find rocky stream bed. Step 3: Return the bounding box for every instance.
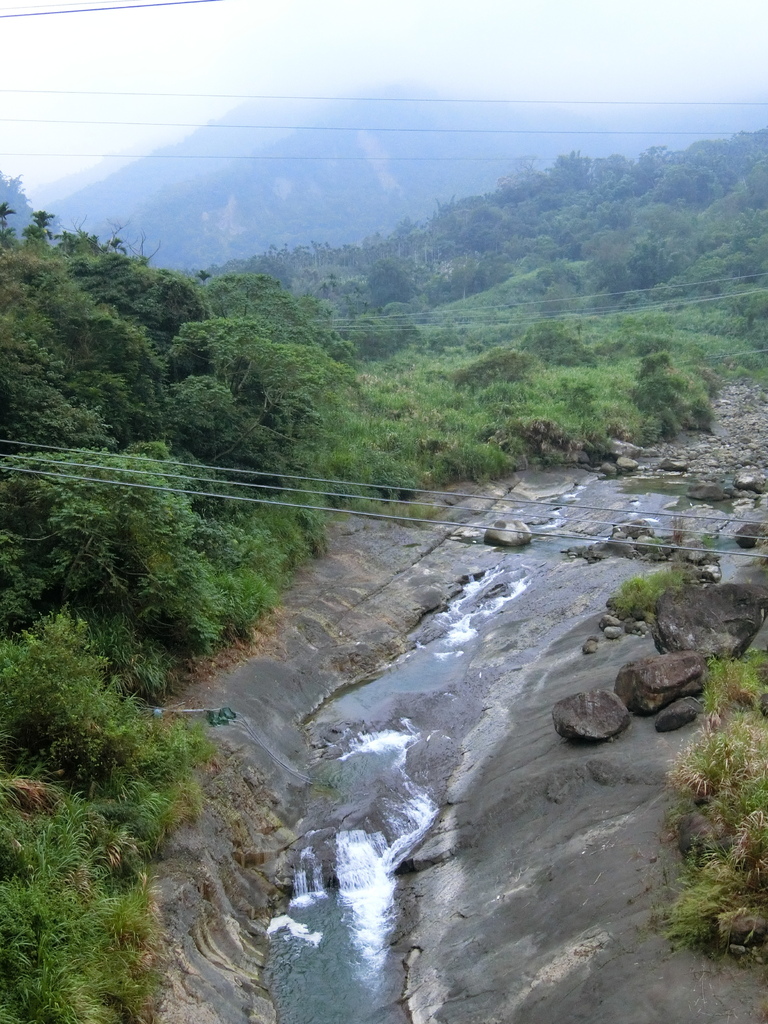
[155,382,768,1024]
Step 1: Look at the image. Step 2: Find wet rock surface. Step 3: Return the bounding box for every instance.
[654,697,700,732]
[157,383,768,1024]
[396,595,764,1024]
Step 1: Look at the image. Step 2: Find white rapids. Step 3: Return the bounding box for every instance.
[336,782,437,969]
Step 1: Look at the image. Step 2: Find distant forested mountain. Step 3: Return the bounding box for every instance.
[217,127,768,332]
[37,93,768,271]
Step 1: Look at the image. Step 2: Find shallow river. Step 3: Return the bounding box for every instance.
[263,470,747,1024]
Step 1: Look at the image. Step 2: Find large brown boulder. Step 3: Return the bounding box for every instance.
[614,651,707,715]
[652,583,768,659]
[552,689,630,741]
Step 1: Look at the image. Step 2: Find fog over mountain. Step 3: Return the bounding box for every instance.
[37,93,768,271]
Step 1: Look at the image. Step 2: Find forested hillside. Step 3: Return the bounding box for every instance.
[0,225,354,1021]
[43,98,768,271]
[219,128,768,325]
[3,126,768,1020]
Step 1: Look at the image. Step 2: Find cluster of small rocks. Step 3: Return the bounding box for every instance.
[566,533,724,580]
[582,612,649,654]
[655,382,768,478]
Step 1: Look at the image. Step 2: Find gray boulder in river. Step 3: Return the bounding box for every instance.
[733,471,766,494]
[552,689,631,741]
[734,521,763,549]
[687,480,729,501]
[483,519,532,547]
[651,583,768,659]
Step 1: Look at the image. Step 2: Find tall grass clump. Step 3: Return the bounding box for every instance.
[0,613,212,1022]
[666,654,768,953]
[699,654,768,717]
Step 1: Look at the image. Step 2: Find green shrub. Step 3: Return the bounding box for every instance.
[666,694,768,952]
[607,567,690,620]
[700,655,768,717]
[0,796,161,1023]
[0,613,210,792]
[0,612,211,1022]
[519,321,595,366]
[452,348,538,388]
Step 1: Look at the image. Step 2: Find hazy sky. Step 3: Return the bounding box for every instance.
[3,0,768,194]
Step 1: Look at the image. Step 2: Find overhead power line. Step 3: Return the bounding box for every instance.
[0,450,736,535]
[2,0,147,7]
[327,272,768,326]
[331,287,768,333]
[0,439,754,529]
[0,461,754,561]
[0,116,745,136]
[0,0,223,17]
[0,152,637,161]
[0,88,766,105]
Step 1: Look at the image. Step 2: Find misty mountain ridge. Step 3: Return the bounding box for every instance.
[24,89,768,270]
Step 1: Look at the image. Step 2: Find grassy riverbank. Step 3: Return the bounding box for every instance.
[667,653,768,955]
[0,614,212,1022]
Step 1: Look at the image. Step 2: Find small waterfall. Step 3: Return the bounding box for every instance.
[267,723,436,1018]
[291,846,327,908]
[336,783,437,970]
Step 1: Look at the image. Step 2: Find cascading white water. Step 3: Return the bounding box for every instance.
[435,564,530,652]
[266,559,531,1023]
[339,725,415,762]
[290,846,327,908]
[336,781,437,970]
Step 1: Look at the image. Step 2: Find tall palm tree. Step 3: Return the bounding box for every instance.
[0,202,15,229]
[31,210,55,239]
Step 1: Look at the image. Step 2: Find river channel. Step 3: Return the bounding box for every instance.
[262,467,754,1024]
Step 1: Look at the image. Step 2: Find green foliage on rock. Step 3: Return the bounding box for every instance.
[633,350,712,441]
[519,322,595,366]
[607,567,691,620]
[452,348,538,389]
